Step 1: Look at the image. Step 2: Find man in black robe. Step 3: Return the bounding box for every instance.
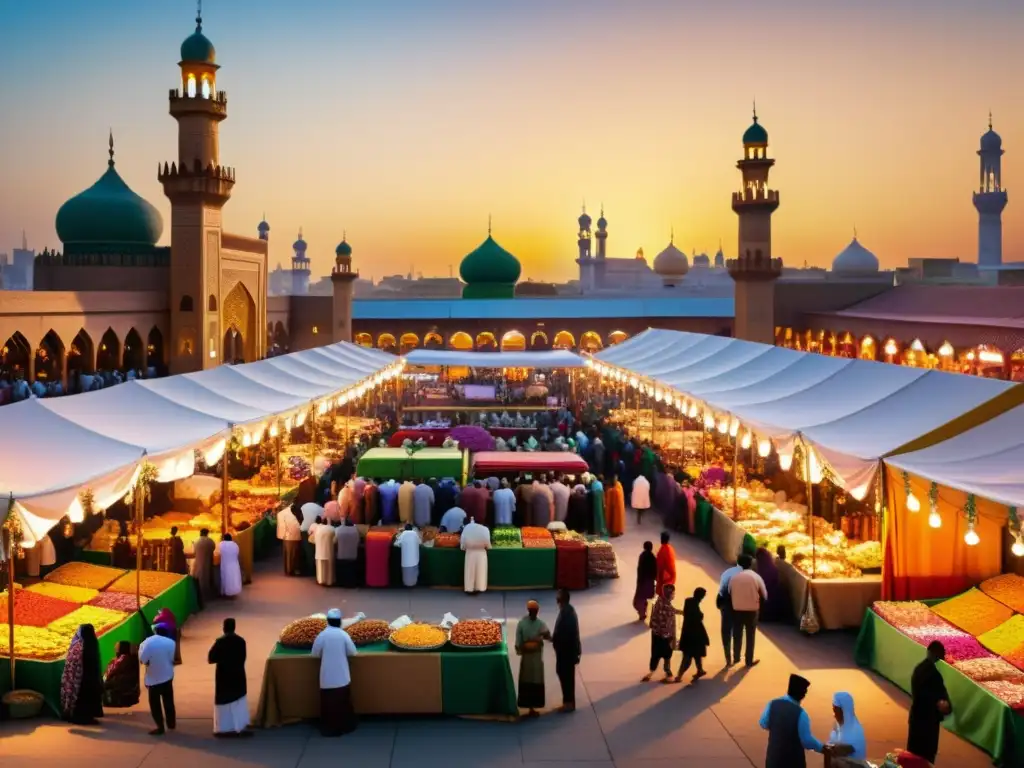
[552,589,582,712]
[907,640,951,762]
[208,618,252,737]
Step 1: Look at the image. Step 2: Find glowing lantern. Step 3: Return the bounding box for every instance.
[758,439,771,458]
[964,524,980,546]
[740,432,752,450]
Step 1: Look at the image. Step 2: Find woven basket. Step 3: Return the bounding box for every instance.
[2,689,44,719]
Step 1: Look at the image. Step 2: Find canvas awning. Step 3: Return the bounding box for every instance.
[405,349,585,369]
[596,329,1018,494]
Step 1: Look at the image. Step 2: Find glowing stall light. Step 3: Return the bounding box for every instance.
[757,438,771,458]
[242,433,253,448]
[269,423,279,439]
[778,450,793,472]
[703,412,715,429]
[204,439,226,466]
[728,418,740,438]
[283,416,293,431]
[629,377,639,388]
[849,482,870,501]
[883,339,898,357]
[717,416,729,435]
[584,358,594,368]
[807,449,824,484]
[295,410,307,428]
[928,509,942,529]
[979,349,1004,364]
[911,339,925,352]
[740,431,752,450]
[253,426,266,444]
[317,400,329,416]
[938,342,954,358]
[67,496,85,524]
[1012,536,1024,557]
[644,384,654,397]
[906,492,921,514]
[654,389,663,403]
[964,523,980,546]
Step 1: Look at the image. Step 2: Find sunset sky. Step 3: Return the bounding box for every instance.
[2,0,1022,282]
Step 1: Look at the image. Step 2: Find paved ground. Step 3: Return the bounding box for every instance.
[0,517,993,767]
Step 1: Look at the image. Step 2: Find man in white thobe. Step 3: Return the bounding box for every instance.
[550,475,570,523]
[312,519,337,586]
[311,608,358,736]
[460,517,491,594]
[394,524,422,587]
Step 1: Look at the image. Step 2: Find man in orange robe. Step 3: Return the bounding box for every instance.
[655,531,677,597]
[604,476,626,537]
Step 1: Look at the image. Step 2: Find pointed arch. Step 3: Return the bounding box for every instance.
[579,331,603,352]
[449,331,473,351]
[354,332,373,348]
[35,329,65,383]
[377,333,397,352]
[530,331,549,350]
[424,331,444,349]
[1,332,31,378]
[399,333,420,353]
[500,330,526,352]
[147,326,164,370]
[222,281,257,363]
[552,330,575,350]
[475,332,497,351]
[123,328,145,371]
[68,328,95,378]
[96,328,121,371]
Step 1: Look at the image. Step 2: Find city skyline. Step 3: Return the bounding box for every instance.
[2,0,1023,282]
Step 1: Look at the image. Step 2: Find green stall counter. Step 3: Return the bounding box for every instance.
[356,448,463,481]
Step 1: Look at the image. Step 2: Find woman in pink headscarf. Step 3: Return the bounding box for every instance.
[324,500,342,523]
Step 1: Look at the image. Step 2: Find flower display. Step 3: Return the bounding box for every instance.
[449,425,494,452]
[44,562,126,590]
[26,582,99,604]
[47,605,130,640]
[88,592,150,611]
[105,570,185,598]
[0,624,69,660]
[847,541,883,570]
[980,680,1024,710]
[910,633,992,663]
[978,615,1024,657]
[0,590,79,628]
[954,657,1024,684]
[872,601,949,632]
[979,573,1024,614]
[931,588,1015,637]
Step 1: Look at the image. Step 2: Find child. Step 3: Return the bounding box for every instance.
[633,541,657,621]
[673,587,710,683]
[643,584,680,682]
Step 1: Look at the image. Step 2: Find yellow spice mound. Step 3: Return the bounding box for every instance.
[931,587,1014,637]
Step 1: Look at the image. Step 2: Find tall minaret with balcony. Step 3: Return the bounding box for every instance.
[575,205,593,292]
[973,114,1008,267]
[159,7,234,373]
[332,236,358,343]
[290,229,311,295]
[728,107,782,344]
[594,206,608,289]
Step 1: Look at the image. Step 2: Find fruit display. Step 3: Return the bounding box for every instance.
[586,539,619,578]
[44,562,126,591]
[389,623,448,650]
[491,527,522,549]
[846,541,883,570]
[434,532,461,548]
[521,527,553,541]
[931,588,1014,637]
[88,592,150,611]
[47,605,129,640]
[26,582,99,604]
[0,590,78,628]
[346,619,391,647]
[523,537,554,549]
[105,570,186,599]
[980,573,1024,614]
[0,624,69,660]
[450,619,503,648]
[279,616,329,649]
[553,530,586,543]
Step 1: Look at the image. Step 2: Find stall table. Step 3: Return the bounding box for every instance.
[471,451,587,477]
[419,545,556,589]
[356,448,463,481]
[777,560,882,631]
[555,541,589,590]
[255,632,517,725]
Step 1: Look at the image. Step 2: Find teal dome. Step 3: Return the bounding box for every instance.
[336,240,352,257]
[743,117,768,145]
[459,235,521,285]
[56,160,163,249]
[181,23,216,64]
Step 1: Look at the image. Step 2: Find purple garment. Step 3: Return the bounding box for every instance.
[699,465,727,488]
[378,481,400,523]
[755,548,786,623]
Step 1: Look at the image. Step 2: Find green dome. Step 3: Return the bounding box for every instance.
[743,118,768,145]
[459,235,521,284]
[336,240,352,257]
[181,29,216,64]
[56,162,163,250]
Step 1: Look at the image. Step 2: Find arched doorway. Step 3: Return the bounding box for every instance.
[475,332,497,351]
[96,328,121,371]
[424,331,444,349]
[608,330,629,346]
[552,331,575,350]
[530,331,549,350]
[69,329,95,379]
[501,330,526,352]
[35,330,64,384]
[123,328,145,372]
[377,333,397,353]
[222,282,257,363]
[1,332,32,379]
[355,333,373,348]
[399,333,420,354]
[580,331,603,353]
[449,332,473,350]
[147,327,164,371]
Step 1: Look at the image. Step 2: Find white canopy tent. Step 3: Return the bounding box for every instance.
[405,349,585,369]
[887,405,1024,509]
[595,329,1015,494]
[0,341,398,540]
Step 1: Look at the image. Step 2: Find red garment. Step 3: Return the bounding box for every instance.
[655,544,677,597]
[461,485,489,524]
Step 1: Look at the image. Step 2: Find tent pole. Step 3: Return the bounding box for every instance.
[5,525,15,689]
[221,440,230,540]
[345,401,351,450]
[804,440,816,577]
[135,479,145,612]
[732,436,740,520]
[680,409,685,468]
[310,408,317,466]
[276,431,282,502]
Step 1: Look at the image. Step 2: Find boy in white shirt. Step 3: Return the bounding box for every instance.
[139,625,178,735]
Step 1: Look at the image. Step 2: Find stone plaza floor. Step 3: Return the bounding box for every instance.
[0,516,994,767]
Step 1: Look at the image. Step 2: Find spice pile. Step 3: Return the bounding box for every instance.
[434,532,461,548]
[586,540,619,579]
[279,616,328,649]
[450,619,502,647]
[44,562,126,591]
[0,590,78,628]
[88,592,150,611]
[26,582,99,604]
[931,588,1014,637]
[346,619,391,647]
[47,606,129,640]
[980,573,1024,614]
[106,570,186,598]
[390,623,448,649]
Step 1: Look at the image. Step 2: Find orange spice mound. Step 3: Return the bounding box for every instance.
[932,588,1015,637]
[980,573,1024,614]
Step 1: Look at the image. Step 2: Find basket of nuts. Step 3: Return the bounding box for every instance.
[389,623,449,651]
[279,616,328,650]
[346,619,392,647]
[449,619,503,649]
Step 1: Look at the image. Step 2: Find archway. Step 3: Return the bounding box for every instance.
[881,337,900,364]
[608,330,628,346]
[68,329,95,378]
[34,330,64,384]
[500,330,526,352]
[96,328,121,371]
[580,331,603,352]
[222,282,257,363]
[552,331,575,350]
[123,328,145,372]
[449,332,473,351]
[475,332,497,351]
[859,336,876,361]
[530,330,549,350]
[399,333,420,354]
[377,333,397,353]
[355,333,373,348]
[1,332,31,378]
[147,327,164,370]
[424,331,444,349]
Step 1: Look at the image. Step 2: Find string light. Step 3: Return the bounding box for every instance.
[703,412,715,430]
[807,448,824,484]
[964,523,980,546]
[1012,535,1024,558]
[928,509,942,529]
[728,418,739,438]
[757,438,771,458]
[778,450,793,472]
[717,416,729,435]
[688,403,698,419]
[962,493,979,545]
[654,389,663,402]
[902,471,920,513]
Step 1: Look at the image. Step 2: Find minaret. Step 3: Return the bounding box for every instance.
[332,235,358,344]
[728,106,782,344]
[575,204,592,291]
[594,205,608,289]
[257,213,270,241]
[159,5,234,372]
[973,113,1008,267]
[290,228,310,295]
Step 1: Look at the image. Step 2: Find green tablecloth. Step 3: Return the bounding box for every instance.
[855,608,1024,766]
[253,515,276,560]
[0,574,198,716]
[419,546,556,590]
[695,496,713,541]
[77,549,114,566]
[356,448,463,481]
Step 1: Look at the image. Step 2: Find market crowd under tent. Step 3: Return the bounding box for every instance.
[404,349,585,369]
[595,328,1020,496]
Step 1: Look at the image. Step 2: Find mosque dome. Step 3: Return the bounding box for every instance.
[181,16,216,65]
[292,232,307,252]
[653,241,689,286]
[597,212,607,230]
[55,140,163,251]
[578,210,592,229]
[981,128,1002,151]
[335,239,352,257]
[832,237,879,273]
[257,219,270,234]
[743,115,768,145]
[459,234,521,299]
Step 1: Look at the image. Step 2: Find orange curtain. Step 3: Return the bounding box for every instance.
[883,466,1005,600]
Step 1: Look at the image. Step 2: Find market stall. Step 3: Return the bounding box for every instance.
[255,615,517,725]
[356,448,464,481]
[471,452,588,477]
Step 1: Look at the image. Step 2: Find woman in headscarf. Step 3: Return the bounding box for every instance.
[604,475,626,537]
[828,691,867,761]
[566,484,589,534]
[754,546,787,623]
[103,640,140,707]
[673,587,710,683]
[643,584,679,683]
[632,541,657,621]
[60,624,104,724]
[589,476,606,536]
[515,599,551,717]
[154,608,182,665]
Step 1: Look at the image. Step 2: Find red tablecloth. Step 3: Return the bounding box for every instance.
[364,536,392,587]
[555,541,589,590]
[472,451,588,475]
[388,426,537,448]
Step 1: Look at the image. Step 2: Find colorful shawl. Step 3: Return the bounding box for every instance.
[60,629,84,717]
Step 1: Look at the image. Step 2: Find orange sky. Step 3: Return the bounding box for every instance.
[1,1,1022,282]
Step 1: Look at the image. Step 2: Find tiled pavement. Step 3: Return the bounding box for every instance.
[0,517,993,767]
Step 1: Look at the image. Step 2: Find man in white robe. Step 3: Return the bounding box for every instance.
[394,524,422,587]
[218,533,243,597]
[460,517,491,594]
[312,520,337,586]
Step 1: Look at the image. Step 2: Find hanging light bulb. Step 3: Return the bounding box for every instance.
[758,438,771,458]
[741,431,752,450]
[204,439,226,466]
[928,510,942,529]
[702,412,715,429]
[717,416,729,434]
[729,418,740,438]
[63,520,74,538]
[242,433,253,448]
[906,492,921,513]
[964,523,980,546]
[269,423,279,439]
[283,416,293,431]
[68,497,85,523]
[629,377,639,388]
[1012,535,1024,558]
[296,411,308,428]
[778,451,793,472]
